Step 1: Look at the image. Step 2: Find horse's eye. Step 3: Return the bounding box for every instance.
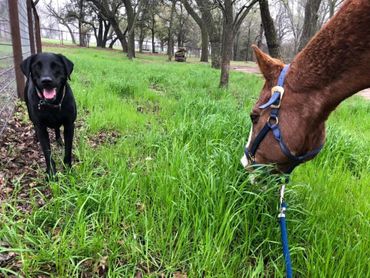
[250,113,259,124]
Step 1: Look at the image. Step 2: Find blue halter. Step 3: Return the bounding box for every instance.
[244,64,323,174]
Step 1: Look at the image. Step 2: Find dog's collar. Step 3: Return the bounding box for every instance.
[36,86,66,111]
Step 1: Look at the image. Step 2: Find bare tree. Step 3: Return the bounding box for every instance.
[279,0,305,54]
[122,0,148,59]
[87,0,128,52]
[197,0,223,68]
[328,0,344,17]
[216,0,259,87]
[298,0,322,51]
[44,1,77,44]
[181,0,209,62]
[167,0,177,61]
[79,4,112,48]
[258,0,280,58]
[64,0,90,47]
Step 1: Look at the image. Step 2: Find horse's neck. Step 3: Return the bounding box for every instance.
[287,0,370,113]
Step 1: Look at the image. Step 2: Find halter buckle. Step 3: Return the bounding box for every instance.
[271,86,284,108]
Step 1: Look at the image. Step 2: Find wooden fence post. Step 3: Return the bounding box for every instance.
[8,0,25,100]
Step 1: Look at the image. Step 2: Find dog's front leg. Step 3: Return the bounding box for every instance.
[63,123,74,168]
[55,127,64,146]
[36,126,56,177]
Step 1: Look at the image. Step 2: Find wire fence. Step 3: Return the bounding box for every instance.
[0,0,41,138]
[40,27,202,58]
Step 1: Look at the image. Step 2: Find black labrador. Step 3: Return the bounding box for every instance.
[20,53,77,177]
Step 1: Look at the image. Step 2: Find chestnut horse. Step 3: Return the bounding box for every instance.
[241,0,370,173]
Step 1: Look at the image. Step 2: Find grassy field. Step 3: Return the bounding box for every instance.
[1,46,369,277]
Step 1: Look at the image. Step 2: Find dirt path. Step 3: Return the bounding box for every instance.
[358,89,370,100]
[232,65,261,75]
[232,64,370,100]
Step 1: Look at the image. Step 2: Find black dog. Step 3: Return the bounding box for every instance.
[20,53,77,177]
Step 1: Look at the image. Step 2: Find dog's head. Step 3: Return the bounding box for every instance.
[21,53,74,102]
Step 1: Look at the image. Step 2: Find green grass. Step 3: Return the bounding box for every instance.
[0,46,369,277]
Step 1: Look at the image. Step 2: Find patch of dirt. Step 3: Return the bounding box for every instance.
[0,103,120,206]
[136,102,160,114]
[87,129,121,148]
[0,103,51,213]
[0,241,17,269]
[358,89,370,100]
[232,64,261,75]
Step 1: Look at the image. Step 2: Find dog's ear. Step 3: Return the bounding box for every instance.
[58,54,74,80]
[20,54,36,77]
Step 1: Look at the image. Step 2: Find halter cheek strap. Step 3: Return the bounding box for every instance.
[244,64,323,173]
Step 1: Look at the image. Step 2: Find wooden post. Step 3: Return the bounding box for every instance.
[8,0,25,99]
[27,0,36,54]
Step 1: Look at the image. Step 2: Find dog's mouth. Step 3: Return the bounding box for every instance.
[42,88,57,100]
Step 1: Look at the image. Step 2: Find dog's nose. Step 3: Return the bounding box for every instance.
[41,77,53,86]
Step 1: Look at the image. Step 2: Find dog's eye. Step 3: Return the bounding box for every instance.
[33,62,42,70]
[250,113,259,124]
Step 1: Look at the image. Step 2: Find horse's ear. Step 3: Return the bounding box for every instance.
[252,45,284,83]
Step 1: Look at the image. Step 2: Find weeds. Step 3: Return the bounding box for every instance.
[0,47,369,277]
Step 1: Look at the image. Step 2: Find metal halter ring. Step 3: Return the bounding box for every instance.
[268,115,279,126]
[271,86,285,108]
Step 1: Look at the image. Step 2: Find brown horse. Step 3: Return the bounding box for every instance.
[241,0,370,173]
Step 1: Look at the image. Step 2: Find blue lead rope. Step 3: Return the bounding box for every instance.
[278,185,293,278]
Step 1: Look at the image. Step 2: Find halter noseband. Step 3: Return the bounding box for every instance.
[244,64,323,174]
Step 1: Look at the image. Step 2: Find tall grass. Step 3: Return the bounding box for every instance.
[1,47,369,277]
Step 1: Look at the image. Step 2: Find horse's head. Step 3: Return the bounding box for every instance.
[241,46,325,174]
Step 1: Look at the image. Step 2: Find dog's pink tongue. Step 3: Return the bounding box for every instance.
[43,88,56,100]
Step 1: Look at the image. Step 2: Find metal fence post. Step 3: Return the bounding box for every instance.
[32,2,42,53]
[27,0,36,54]
[8,0,25,100]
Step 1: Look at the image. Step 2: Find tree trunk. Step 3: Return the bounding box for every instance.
[167,0,177,61]
[233,30,240,61]
[78,0,86,47]
[200,26,209,62]
[109,16,128,52]
[257,23,263,48]
[102,21,110,48]
[151,13,156,53]
[109,37,118,48]
[259,0,281,58]
[219,0,234,88]
[245,21,252,61]
[63,22,77,44]
[196,0,222,68]
[182,0,209,62]
[97,16,103,47]
[139,27,144,53]
[123,0,136,59]
[210,40,221,69]
[298,0,323,51]
[151,30,156,53]
[329,1,336,18]
[177,4,184,48]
